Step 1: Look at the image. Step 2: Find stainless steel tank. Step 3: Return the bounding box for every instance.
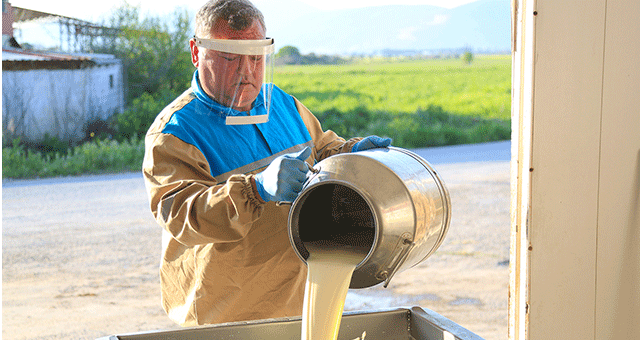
[288,147,451,288]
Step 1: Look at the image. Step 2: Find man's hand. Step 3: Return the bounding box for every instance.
[254,147,312,202]
[352,135,392,152]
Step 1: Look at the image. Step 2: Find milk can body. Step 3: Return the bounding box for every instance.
[288,147,451,288]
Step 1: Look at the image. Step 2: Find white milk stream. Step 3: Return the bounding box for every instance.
[301,241,368,340]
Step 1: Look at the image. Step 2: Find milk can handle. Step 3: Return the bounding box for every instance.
[275,165,320,206]
[377,235,415,288]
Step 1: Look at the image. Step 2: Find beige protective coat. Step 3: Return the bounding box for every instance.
[143,90,361,326]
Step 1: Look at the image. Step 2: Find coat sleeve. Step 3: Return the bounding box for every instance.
[293,97,363,161]
[142,132,265,247]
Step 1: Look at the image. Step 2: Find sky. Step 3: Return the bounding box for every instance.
[10,0,480,22]
[8,0,481,51]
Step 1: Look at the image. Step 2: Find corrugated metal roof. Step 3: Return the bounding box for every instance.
[57,51,120,64]
[2,48,88,61]
[2,48,120,70]
[2,50,47,61]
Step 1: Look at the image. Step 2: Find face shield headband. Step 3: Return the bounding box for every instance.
[194,36,275,125]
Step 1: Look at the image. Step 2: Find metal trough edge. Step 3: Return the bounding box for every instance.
[97,307,483,340]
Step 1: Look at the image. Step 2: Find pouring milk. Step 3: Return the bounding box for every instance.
[301,241,368,340]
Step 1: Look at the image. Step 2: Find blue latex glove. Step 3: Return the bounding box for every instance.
[352,135,392,152]
[254,147,312,202]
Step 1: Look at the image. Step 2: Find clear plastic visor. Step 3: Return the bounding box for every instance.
[194,36,274,125]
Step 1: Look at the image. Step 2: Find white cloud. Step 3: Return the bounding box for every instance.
[397,14,449,41]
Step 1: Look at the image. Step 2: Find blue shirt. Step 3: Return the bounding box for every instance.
[161,71,314,182]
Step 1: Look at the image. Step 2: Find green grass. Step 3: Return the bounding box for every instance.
[3,137,145,179]
[274,55,511,120]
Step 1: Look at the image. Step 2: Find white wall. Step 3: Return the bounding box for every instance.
[87,63,125,122]
[510,0,640,339]
[2,62,123,143]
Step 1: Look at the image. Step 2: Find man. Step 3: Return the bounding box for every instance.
[142,0,390,326]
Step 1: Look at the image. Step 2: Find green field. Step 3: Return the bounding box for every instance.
[274,55,512,120]
[3,55,513,179]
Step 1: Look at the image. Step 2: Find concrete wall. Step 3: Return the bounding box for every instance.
[2,61,124,143]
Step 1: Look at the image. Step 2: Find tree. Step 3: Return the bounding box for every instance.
[276,45,302,58]
[463,51,474,65]
[92,4,195,140]
[275,45,302,65]
[100,4,193,104]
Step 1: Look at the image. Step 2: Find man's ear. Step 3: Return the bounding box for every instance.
[189,39,199,67]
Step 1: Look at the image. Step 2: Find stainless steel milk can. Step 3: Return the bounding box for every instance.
[288,147,451,288]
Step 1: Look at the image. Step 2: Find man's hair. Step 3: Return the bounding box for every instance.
[195,0,265,37]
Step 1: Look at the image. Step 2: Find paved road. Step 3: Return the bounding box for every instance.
[411,141,511,165]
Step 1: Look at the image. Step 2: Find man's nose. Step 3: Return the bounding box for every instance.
[237,56,254,76]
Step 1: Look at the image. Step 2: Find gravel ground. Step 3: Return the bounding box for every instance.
[2,144,511,340]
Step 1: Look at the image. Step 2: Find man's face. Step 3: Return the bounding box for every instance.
[190,19,266,112]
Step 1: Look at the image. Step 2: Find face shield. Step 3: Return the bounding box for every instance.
[194,36,274,125]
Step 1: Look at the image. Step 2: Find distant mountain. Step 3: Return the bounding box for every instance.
[260,0,511,55]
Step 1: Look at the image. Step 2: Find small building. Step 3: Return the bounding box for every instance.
[2,48,124,143]
[1,1,124,144]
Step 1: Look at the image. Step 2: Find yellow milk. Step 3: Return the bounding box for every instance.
[301,242,368,340]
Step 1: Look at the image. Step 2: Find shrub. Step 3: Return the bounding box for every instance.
[315,106,372,137]
[2,138,47,178]
[318,105,510,149]
[31,133,72,156]
[113,89,176,141]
